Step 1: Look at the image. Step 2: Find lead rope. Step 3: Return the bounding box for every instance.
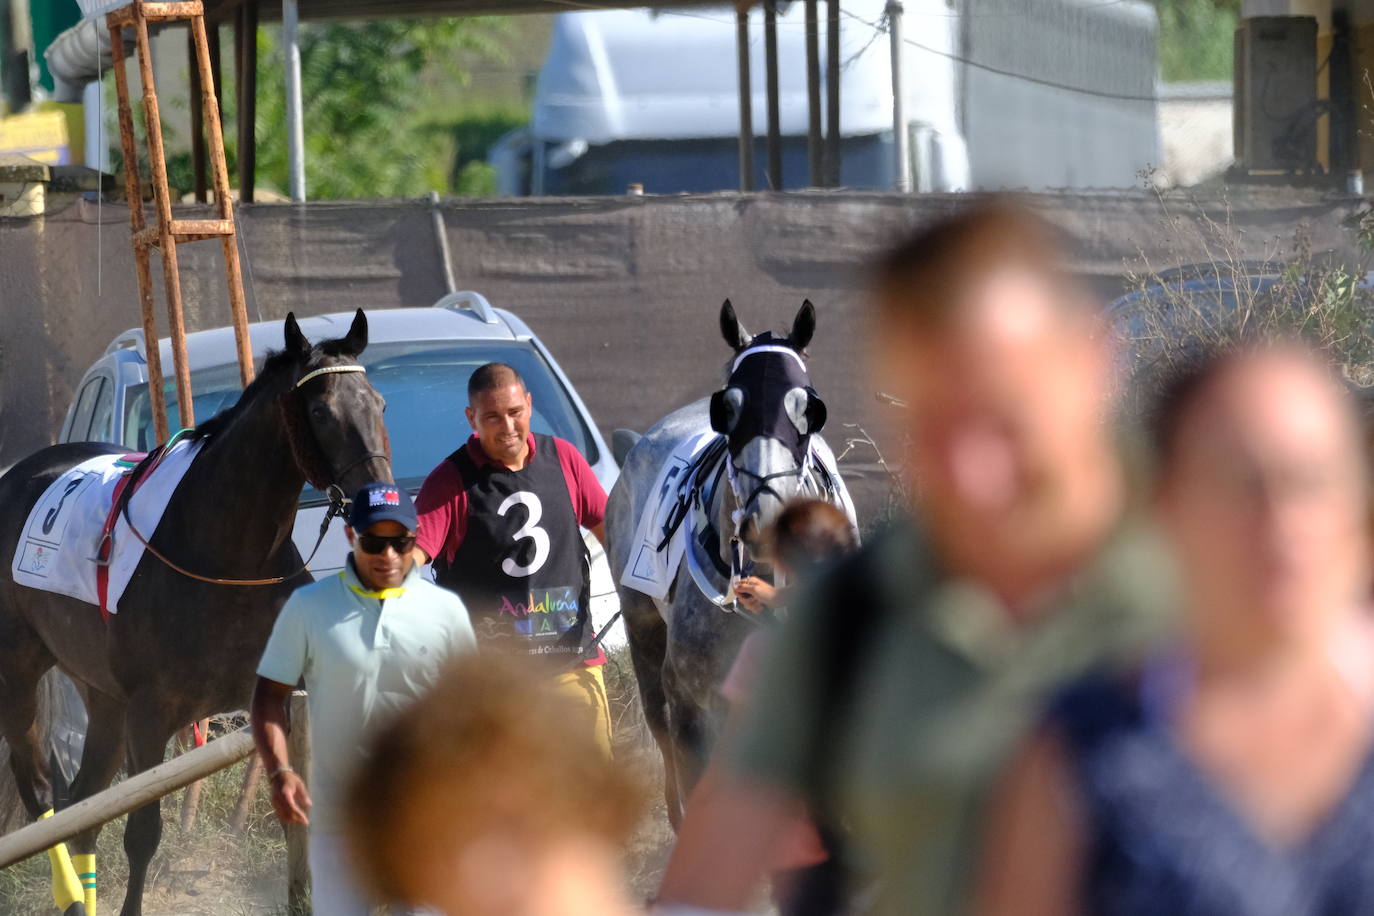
[120,484,349,586]
[120,364,380,585]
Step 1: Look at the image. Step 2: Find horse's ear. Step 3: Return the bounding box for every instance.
[341,309,368,357]
[720,299,751,352]
[284,312,310,357]
[791,299,816,352]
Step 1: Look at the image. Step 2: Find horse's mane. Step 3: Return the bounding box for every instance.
[187,334,362,442]
[186,347,300,443]
[187,338,368,488]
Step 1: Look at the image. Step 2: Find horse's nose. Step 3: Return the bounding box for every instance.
[741,496,785,548]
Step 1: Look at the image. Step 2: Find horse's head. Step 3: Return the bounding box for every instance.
[710,299,827,552]
[279,309,393,498]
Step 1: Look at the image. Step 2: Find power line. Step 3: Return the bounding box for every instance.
[902,34,1159,101]
[837,7,1158,102]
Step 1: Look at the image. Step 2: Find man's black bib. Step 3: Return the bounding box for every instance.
[434,434,591,662]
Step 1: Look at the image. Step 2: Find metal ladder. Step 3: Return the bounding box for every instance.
[106,0,254,445]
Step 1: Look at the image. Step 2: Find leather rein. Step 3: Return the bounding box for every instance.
[116,363,389,588]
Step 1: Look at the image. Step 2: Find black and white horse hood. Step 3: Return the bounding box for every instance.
[710,299,827,462]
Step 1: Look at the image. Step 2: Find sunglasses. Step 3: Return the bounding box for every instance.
[356,533,417,555]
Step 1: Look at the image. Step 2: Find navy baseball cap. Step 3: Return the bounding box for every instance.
[348,482,418,532]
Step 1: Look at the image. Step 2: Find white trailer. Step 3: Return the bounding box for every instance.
[492,0,1160,195]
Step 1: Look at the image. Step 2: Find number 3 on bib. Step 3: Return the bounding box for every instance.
[498,491,551,577]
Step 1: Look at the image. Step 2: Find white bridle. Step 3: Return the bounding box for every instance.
[731,344,807,374]
[295,364,367,388]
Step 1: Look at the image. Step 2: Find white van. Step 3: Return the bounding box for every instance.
[492,0,1159,195]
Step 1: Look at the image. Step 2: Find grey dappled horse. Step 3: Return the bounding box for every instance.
[0,311,390,915]
[605,300,853,824]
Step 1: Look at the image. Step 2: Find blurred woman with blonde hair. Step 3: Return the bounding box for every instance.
[344,654,644,916]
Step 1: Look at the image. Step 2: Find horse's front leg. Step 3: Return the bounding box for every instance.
[662,660,712,815]
[118,701,176,916]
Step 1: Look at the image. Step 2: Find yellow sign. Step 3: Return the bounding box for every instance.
[0,104,85,166]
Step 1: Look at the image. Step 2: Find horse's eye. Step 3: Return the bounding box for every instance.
[310,402,329,420]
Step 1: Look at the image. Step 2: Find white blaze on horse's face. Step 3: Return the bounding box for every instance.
[731,435,806,549]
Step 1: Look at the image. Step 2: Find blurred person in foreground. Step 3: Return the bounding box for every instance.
[665,500,859,916]
[251,482,476,915]
[343,654,644,916]
[976,344,1374,916]
[655,202,1173,916]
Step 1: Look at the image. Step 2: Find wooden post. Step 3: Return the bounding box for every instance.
[735,7,754,192]
[189,28,206,203]
[763,0,782,190]
[108,18,171,446]
[805,0,823,187]
[178,718,211,830]
[236,0,257,204]
[0,729,255,869]
[229,757,264,834]
[286,692,311,912]
[826,0,841,186]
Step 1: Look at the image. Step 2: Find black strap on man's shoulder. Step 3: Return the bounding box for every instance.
[809,524,910,819]
[446,442,477,481]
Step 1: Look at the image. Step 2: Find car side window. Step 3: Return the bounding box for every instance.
[67,376,107,443]
[88,376,115,443]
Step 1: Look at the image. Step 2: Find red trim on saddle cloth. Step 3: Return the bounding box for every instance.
[95,451,153,623]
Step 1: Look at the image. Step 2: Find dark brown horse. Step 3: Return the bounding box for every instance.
[0,310,390,915]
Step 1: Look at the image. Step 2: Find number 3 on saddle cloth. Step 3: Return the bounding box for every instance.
[10,435,203,622]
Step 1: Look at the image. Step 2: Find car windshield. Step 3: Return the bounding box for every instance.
[123,340,599,498]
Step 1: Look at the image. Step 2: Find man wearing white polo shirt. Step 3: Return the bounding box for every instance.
[251,481,476,915]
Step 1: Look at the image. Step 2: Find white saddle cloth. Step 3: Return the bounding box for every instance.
[620,431,720,602]
[619,433,857,602]
[11,439,202,614]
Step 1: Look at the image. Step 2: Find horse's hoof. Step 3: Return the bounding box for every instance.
[62,903,86,916]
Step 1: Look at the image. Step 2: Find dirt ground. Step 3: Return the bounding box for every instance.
[1,760,676,915]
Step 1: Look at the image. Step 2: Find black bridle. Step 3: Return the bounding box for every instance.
[117,364,393,588]
[729,461,807,519]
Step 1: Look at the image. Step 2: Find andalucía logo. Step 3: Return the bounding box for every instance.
[498,586,580,637]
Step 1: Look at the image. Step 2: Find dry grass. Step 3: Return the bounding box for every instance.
[1114,185,1374,417]
[0,752,288,916]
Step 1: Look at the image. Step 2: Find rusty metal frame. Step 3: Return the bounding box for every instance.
[107,0,255,445]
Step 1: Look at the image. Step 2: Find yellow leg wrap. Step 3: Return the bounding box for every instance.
[38,810,83,911]
[73,854,96,916]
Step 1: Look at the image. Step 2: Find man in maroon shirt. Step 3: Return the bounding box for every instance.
[415,362,612,755]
